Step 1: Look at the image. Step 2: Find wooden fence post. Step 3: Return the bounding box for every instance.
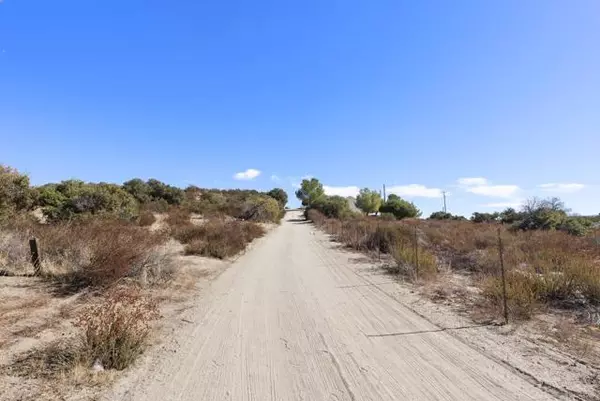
[29,237,42,276]
[497,227,509,325]
[414,226,419,280]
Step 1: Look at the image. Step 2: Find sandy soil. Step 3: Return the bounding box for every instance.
[103,211,577,401]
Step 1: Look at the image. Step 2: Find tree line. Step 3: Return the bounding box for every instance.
[295,177,599,236]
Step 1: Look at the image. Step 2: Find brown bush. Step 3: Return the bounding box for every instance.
[138,210,156,227]
[2,218,168,288]
[182,220,265,259]
[76,286,159,370]
[165,207,191,228]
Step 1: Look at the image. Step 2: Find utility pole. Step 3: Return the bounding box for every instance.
[442,191,447,213]
[383,184,386,202]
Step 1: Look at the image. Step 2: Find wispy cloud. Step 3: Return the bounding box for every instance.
[538,183,585,193]
[387,184,442,198]
[457,177,488,186]
[270,174,280,182]
[323,185,360,197]
[457,177,519,198]
[233,168,261,180]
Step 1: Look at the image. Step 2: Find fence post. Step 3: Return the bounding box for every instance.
[29,237,42,276]
[377,220,381,261]
[414,226,419,280]
[497,227,509,325]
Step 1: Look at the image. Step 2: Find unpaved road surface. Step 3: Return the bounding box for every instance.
[113,211,556,401]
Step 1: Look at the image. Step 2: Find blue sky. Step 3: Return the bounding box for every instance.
[1,1,599,216]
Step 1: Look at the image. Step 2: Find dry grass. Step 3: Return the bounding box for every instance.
[308,209,600,320]
[76,286,159,370]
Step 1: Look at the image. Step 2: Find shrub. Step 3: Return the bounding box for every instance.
[391,240,437,280]
[312,195,353,219]
[471,212,499,223]
[138,210,156,227]
[146,179,184,205]
[181,220,265,259]
[0,165,35,220]
[481,271,540,319]
[379,194,421,219]
[429,211,466,221]
[237,195,281,223]
[7,218,168,287]
[379,212,396,221]
[122,178,153,203]
[76,287,159,370]
[558,218,589,237]
[40,181,139,222]
[266,188,288,207]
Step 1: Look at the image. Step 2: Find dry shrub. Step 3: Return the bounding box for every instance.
[392,242,438,280]
[2,218,168,288]
[481,271,539,319]
[165,207,191,228]
[138,210,156,227]
[181,220,265,259]
[76,287,159,370]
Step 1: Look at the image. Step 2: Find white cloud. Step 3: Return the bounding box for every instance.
[270,174,280,182]
[467,185,519,198]
[538,183,585,193]
[387,184,442,198]
[457,177,519,198]
[481,201,523,208]
[457,177,488,186]
[323,185,360,197]
[233,168,261,180]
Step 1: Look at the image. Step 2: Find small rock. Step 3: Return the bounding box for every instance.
[91,359,104,372]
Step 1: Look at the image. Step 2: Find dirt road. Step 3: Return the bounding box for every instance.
[112,211,556,401]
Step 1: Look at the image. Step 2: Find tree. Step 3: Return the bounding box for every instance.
[266,188,288,207]
[470,212,499,223]
[518,197,568,231]
[295,178,324,207]
[379,195,421,220]
[356,188,382,215]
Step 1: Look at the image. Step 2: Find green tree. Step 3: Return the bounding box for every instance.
[355,188,382,215]
[295,178,324,207]
[379,195,421,220]
[266,188,288,207]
